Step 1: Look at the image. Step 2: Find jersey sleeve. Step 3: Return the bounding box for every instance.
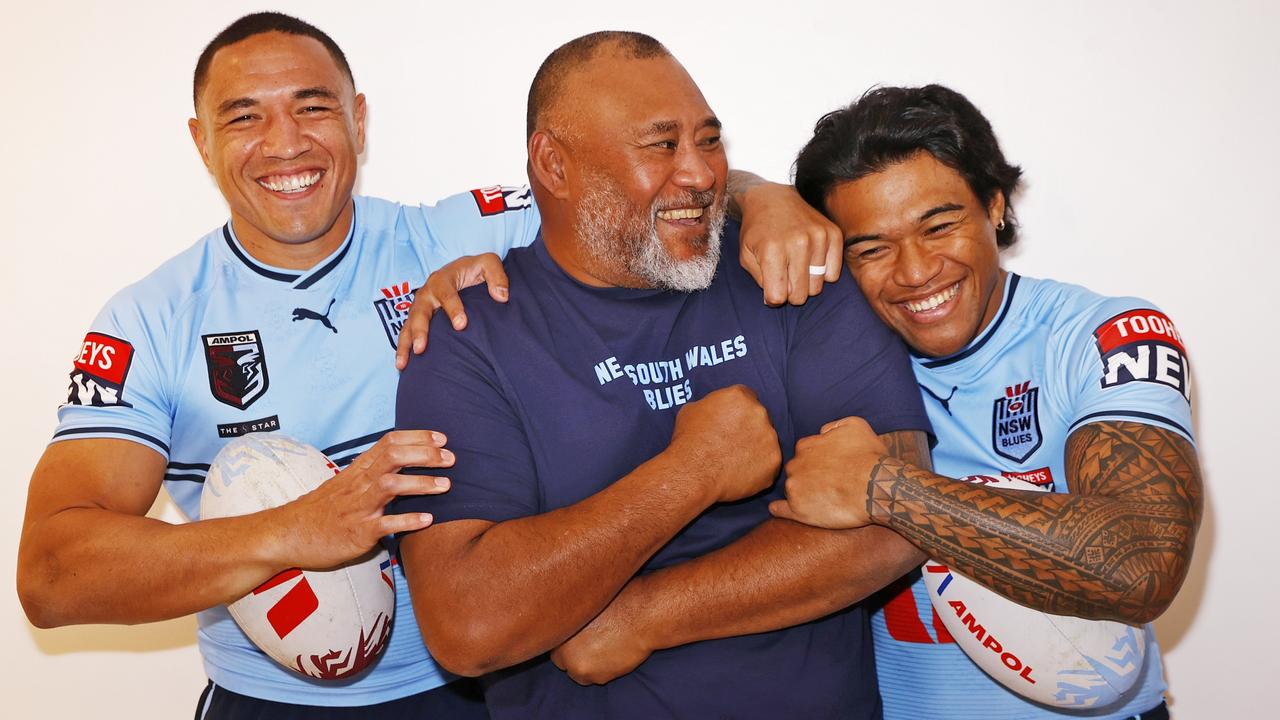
[1057,298,1194,442]
[390,305,539,525]
[52,293,173,457]
[784,272,933,440]
[409,185,541,262]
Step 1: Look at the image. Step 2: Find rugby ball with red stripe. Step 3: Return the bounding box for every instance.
[200,434,394,680]
[922,475,1146,708]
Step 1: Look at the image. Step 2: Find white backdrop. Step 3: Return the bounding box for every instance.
[3,1,1274,717]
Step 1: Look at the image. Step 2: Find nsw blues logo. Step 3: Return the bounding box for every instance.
[374,282,415,349]
[992,381,1042,463]
[203,330,269,410]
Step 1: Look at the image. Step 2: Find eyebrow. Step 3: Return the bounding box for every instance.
[217,97,258,115]
[844,203,967,246]
[638,116,722,137]
[294,86,338,101]
[919,203,965,221]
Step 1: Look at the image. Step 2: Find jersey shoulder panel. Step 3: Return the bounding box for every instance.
[55,229,227,455]
[1025,277,1194,441]
[396,186,541,265]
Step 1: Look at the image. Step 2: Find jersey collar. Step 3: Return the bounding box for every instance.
[915,272,1020,369]
[221,207,357,290]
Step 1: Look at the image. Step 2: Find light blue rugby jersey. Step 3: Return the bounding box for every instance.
[874,273,1194,720]
[53,189,539,706]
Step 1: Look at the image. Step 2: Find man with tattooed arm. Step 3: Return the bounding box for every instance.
[773,85,1202,720]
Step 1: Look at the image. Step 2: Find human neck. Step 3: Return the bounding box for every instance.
[229,200,354,271]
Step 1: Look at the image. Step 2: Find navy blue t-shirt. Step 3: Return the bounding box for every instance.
[394,221,930,719]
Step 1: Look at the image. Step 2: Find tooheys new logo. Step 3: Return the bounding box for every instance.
[66,332,134,407]
[470,184,533,216]
[203,330,269,410]
[1093,309,1190,401]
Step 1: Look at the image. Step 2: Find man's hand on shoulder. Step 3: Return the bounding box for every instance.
[728,171,843,306]
[394,253,510,370]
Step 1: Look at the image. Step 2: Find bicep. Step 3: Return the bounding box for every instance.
[399,519,494,588]
[24,438,167,523]
[785,278,929,438]
[1065,421,1203,512]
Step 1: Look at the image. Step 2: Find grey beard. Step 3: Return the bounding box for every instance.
[575,181,726,292]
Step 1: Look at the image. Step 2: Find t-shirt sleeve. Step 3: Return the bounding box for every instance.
[53,294,173,457]
[1057,299,1194,442]
[784,273,932,441]
[390,306,540,525]
[412,185,541,261]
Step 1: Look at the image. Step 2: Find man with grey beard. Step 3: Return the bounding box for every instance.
[576,171,725,291]
[390,31,931,719]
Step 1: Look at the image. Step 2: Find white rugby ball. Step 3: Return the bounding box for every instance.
[922,475,1146,709]
[200,433,394,680]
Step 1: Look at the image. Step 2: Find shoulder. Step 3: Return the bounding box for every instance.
[99,228,226,330]
[1019,275,1177,345]
[354,195,405,229]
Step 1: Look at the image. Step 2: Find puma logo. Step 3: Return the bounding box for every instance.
[292,299,337,333]
[919,383,958,415]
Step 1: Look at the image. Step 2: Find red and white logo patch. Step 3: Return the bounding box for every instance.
[1093,309,1190,401]
[66,332,134,407]
[470,185,533,217]
[1002,467,1055,488]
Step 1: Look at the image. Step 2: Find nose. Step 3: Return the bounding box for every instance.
[893,238,943,288]
[260,111,311,160]
[671,143,717,193]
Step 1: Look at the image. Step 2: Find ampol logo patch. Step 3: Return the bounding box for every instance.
[66,332,135,407]
[992,381,1042,463]
[374,282,415,349]
[203,330,269,410]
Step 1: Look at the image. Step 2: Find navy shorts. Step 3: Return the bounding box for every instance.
[195,678,488,719]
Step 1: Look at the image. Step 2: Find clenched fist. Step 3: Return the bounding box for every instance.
[667,385,781,503]
[769,416,888,529]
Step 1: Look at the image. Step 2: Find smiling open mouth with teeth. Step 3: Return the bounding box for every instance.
[656,207,705,221]
[258,171,324,194]
[903,283,960,313]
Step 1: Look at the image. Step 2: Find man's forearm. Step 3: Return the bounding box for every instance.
[402,450,717,675]
[599,429,930,652]
[19,507,284,627]
[866,422,1202,623]
[620,519,922,651]
[725,169,771,219]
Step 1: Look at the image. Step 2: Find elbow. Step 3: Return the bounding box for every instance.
[1109,536,1199,625]
[418,611,521,677]
[16,556,68,629]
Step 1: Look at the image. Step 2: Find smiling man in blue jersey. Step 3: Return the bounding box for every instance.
[771,85,1203,720]
[392,32,932,719]
[14,12,840,719]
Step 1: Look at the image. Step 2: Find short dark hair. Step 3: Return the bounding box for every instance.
[793,85,1023,248]
[526,31,669,139]
[192,12,355,111]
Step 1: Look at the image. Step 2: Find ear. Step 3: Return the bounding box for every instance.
[987,189,1007,229]
[528,131,571,201]
[188,117,212,172]
[353,92,367,155]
